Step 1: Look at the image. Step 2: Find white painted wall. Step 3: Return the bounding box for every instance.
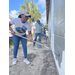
[48,0,65,75]
[50,0,54,53]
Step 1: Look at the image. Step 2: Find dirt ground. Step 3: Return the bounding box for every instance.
[9,39,59,75]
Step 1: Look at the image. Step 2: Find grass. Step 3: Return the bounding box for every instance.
[9,38,30,47]
[9,65,12,68]
[50,68,52,71]
[9,33,41,47]
[32,32,35,34]
[9,40,14,47]
[9,41,22,47]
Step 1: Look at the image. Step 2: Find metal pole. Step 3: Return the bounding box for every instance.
[9,32,50,50]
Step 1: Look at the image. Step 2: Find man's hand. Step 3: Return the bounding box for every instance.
[42,32,44,34]
[29,37,33,42]
[43,27,45,32]
[9,22,15,35]
[11,31,15,35]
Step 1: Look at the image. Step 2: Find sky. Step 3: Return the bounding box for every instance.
[9,0,46,24]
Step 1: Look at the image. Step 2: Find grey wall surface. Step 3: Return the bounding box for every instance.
[48,0,65,75]
[54,0,65,67]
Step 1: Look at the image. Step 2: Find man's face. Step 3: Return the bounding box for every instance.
[21,15,29,22]
[37,21,40,25]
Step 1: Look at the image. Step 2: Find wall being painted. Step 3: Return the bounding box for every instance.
[48,0,65,75]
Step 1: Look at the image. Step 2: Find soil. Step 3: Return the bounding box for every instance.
[9,39,59,75]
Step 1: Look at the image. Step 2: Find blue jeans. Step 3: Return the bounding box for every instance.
[33,33,41,45]
[13,34,27,58]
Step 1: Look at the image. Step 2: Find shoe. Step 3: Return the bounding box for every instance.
[13,58,16,65]
[23,58,30,64]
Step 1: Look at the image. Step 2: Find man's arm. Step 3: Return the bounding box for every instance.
[28,31,33,42]
[41,23,45,32]
[9,22,15,35]
[9,22,13,31]
[43,27,45,32]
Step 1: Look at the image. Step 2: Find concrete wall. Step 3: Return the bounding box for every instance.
[48,0,65,75]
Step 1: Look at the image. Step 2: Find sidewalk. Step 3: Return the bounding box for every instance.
[9,38,59,75]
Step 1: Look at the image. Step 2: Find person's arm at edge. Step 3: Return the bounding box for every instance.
[28,31,33,42]
[9,22,15,35]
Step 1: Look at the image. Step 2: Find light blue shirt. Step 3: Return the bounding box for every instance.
[35,22,44,33]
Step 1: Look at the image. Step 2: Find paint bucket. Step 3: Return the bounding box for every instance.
[37,41,41,48]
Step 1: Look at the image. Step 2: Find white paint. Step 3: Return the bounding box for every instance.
[50,0,55,52]
[52,50,65,75]
[47,0,54,51]
[48,0,65,75]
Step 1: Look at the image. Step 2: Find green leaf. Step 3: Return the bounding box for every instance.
[18,0,42,24]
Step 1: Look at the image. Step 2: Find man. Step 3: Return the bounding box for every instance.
[9,10,33,65]
[33,20,45,46]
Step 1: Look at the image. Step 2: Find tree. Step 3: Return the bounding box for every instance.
[18,0,42,24]
[44,24,48,29]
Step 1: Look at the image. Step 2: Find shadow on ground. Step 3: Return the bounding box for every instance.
[27,53,36,62]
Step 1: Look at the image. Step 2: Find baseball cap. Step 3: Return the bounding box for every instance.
[18,10,31,18]
[37,20,40,22]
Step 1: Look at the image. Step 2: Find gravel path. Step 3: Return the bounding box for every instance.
[9,39,59,75]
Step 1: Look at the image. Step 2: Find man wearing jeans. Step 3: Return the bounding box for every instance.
[33,20,45,46]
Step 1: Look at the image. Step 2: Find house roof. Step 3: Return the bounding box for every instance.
[45,0,50,24]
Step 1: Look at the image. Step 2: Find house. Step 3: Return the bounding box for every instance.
[45,0,65,75]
